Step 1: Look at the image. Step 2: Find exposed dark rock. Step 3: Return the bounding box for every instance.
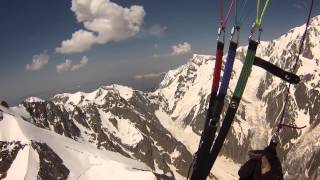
[0,141,26,179]
[72,106,90,129]
[0,101,9,108]
[5,19,318,180]
[23,101,80,139]
[190,93,209,135]
[154,172,175,180]
[31,141,69,180]
[21,88,193,179]
[306,151,320,180]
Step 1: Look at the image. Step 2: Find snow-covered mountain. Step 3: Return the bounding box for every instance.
[0,105,156,180]
[20,85,192,180]
[1,15,319,180]
[151,15,320,179]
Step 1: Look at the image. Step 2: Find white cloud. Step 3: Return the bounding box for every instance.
[134,72,164,79]
[71,56,89,71]
[56,56,89,73]
[152,42,192,58]
[26,52,49,71]
[56,59,72,73]
[56,0,145,54]
[171,42,192,55]
[56,30,96,54]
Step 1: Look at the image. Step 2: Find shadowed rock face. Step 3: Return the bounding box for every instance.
[0,102,9,108]
[253,34,319,179]
[295,83,320,128]
[22,87,192,179]
[187,94,208,135]
[31,141,69,180]
[3,17,318,180]
[154,173,176,180]
[149,17,320,180]
[0,141,26,179]
[0,141,70,180]
[23,101,80,139]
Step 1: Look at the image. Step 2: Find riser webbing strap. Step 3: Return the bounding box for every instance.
[220,41,238,94]
[253,57,300,84]
[191,28,239,180]
[191,41,242,180]
[207,41,239,153]
[196,56,300,174]
[212,42,224,92]
[204,41,224,141]
[200,40,259,179]
[234,40,259,98]
[202,41,224,138]
[190,41,224,180]
[190,94,227,180]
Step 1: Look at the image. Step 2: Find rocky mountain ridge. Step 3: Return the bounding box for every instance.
[1,15,320,180]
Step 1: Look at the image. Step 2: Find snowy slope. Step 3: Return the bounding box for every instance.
[2,15,320,180]
[21,84,192,179]
[0,105,156,180]
[151,15,320,180]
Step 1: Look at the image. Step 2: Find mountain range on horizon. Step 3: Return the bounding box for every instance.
[0,15,320,180]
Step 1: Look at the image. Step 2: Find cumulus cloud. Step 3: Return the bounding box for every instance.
[134,72,165,79]
[152,42,192,58]
[56,30,96,54]
[56,56,89,73]
[56,60,72,73]
[171,42,192,55]
[56,0,145,54]
[71,56,89,71]
[26,52,49,71]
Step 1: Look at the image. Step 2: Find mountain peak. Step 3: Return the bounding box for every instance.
[5,15,320,180]
[51,84,136,106]
[192,54,214,60]
[103,84,134,101]
[25,97,45,103]
[0,106,157,180]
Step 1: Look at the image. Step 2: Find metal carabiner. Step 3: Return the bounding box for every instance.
[230,25,240,43]
[249,23,262,43]
[217,27,226,43]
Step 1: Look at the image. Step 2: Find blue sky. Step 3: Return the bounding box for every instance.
[0,0,319,105]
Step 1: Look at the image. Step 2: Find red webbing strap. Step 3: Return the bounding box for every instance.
[212,46,224,92]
